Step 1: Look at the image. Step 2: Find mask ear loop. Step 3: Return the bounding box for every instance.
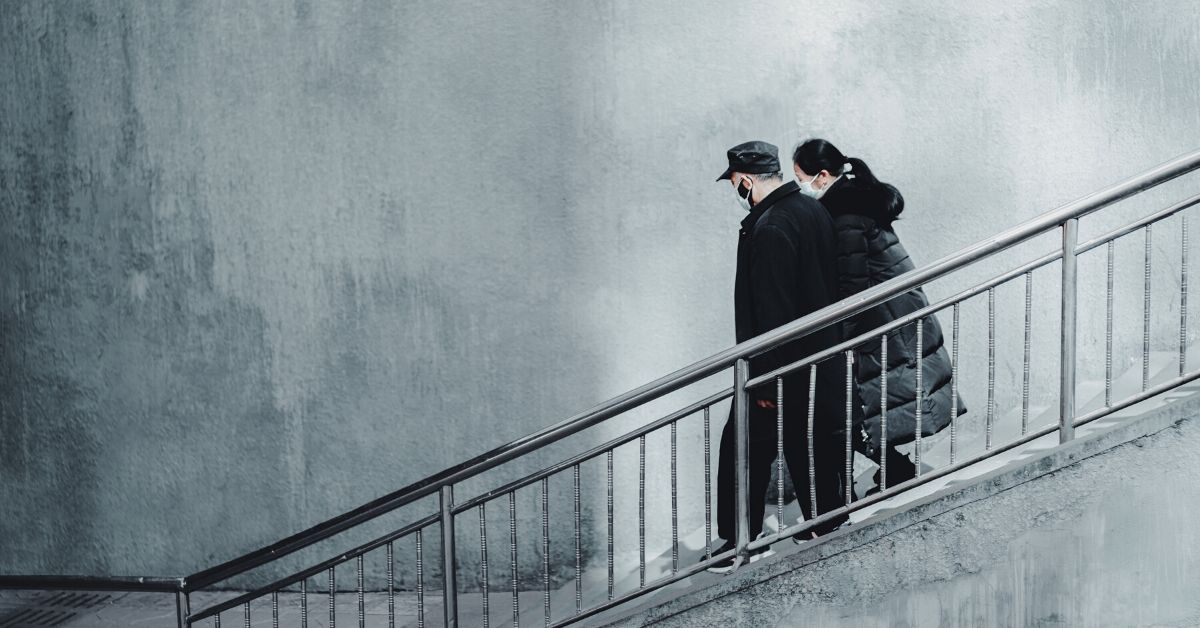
[738,176,754,200]
[816,171,831,190]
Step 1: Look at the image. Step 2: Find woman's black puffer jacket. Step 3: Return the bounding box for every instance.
[820,177,965,456]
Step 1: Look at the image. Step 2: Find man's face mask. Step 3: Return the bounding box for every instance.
[734,177,754,211]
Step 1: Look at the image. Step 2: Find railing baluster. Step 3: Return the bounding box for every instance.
[986,289,995,450]
[416,529,425,628]
[670,420,679,575]
[807,364,818,518]
[880,334,888,490]
[845,351,854,503]
[440,486,458,628]
[734,358,751,562]
[950,303,960,464]
[508,492,518,628]
[272,590,278,628]
[638,434,646,588]
[479,504,489,628]
[606,449,614,601]
[328,567,336,628]
[357,554,365,628]
[1182,214,1190,376]
[214,614,221,628]
[1144,224,1153,391]
[573,463,582,615]
[703,407,712,559]
[387,542,395,628]
[1060,218,1080,443]
[301,578,308,628]
[776,376,785,529]
[1022,272,1032,435]
[243,602,250,628]
[1106,240,1115,406]
[915,320,925,472]
[542,477,551,628]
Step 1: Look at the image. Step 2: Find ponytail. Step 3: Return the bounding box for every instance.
[845,157,904,223]
[794,139,904,225]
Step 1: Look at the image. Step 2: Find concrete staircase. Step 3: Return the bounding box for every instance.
[506,344,1200,627]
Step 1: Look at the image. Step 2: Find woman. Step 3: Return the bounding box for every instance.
[791,138,965,493]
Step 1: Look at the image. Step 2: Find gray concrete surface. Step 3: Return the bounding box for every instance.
[601,389,1200,627]
[0,588,545,627]
[3,0,1200,590]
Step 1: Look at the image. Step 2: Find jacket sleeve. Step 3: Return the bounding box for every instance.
[748,224,804,392]
[835,214,871,337]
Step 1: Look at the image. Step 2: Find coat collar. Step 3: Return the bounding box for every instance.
[740,180,799,231]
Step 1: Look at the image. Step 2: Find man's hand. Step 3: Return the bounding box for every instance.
[756,399,776,409]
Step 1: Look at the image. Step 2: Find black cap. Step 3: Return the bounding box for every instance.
[716,141,781,181]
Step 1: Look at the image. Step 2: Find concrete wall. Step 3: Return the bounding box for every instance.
[606,393,1200,628]
[2,0,1199,588]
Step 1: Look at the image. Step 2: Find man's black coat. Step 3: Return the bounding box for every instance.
[734,180,853,425]
[716,179,857,541]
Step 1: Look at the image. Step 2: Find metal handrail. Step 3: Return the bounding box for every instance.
[1075,192,1200,256]
[186,512,441,623]
[182,148,1200,591]
[745,250,1064,390]
[451,387,733,516]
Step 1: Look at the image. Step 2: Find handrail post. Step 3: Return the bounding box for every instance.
[1060,218,1079,443]
[440,485,458,627]
[734,358,751,565]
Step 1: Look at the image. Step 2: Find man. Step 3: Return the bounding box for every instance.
[708,141,855,573]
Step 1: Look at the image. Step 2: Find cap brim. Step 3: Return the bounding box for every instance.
[715,166,734,182]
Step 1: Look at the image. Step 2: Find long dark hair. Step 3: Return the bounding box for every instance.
[792,139,904,225]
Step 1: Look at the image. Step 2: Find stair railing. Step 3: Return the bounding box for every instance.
[3,149,1200,628]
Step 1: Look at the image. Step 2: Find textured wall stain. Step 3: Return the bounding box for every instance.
[2,0,1200,590]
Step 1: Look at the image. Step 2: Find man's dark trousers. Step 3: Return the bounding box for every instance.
[715,367,850,542]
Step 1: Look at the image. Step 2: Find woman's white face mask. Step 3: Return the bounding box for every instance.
[797,171,837,200]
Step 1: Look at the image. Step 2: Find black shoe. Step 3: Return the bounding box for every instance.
[790,531,816,545]
[873,449,917,491]
[791,514,850,545]
[703,539,774,574]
